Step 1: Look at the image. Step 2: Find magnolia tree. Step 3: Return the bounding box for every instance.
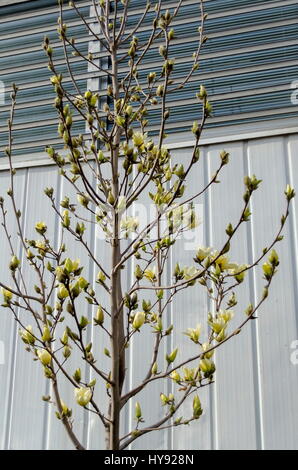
[0,0,295,450]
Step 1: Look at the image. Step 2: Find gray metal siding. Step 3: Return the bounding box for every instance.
[0,132,297,449]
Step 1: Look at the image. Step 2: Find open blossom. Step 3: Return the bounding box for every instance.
[229,263,248,283]
[213,253,237,271]
[120,216,139,234]
[195,246,212,262]
[117,195,127,212]
[185,324,201,343]
[143,266,157,283]
[35,240,47,254]
[182,266,198,280]
[208,309,234,334]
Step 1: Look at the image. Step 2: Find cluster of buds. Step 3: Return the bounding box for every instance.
[124,292,138,311]
[195,85,213,117]
[262,249,279,281]
[243,174,262,204]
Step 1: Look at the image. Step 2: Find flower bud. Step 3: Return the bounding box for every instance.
[245,303,254,317]
[199,358,215,376]
[132,311,146,330]
[268,249,279,266]
[20,325,35,345]
[170,370,181,382]
[77,193,90,208]
[78,276,89,290]
[285,184,295,201]
[160,393,168,405]
[61,330,68,345]
[74,387,92,407]
[58,284,69,300]
[193,395,202,419]
[35,221,47,235]
[63,345,71,358]
[166,347,178,364]
[71,282,81,299]
[79,316,89,330]
[262,262,273,280]
[197,85,207,100]
[9,255,20,271]
[97,270,106,283]
[73,368,81,383]
[37,349,52,366]
[94,305,104,325]
[135,402,142,420]
[42,325,52,342]
[134,264,143,280]
[151,362,158,375]
[2,288,13,304]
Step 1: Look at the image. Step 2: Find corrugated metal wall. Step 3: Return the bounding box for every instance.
[0,131,297,450]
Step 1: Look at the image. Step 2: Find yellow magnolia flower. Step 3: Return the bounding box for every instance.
[132,311,146,330]
[201,342,214,359]
[182,266,198,280]
[120,216,139,234]
[214,254,236,271]
[230,264,248,283]
[58,284,69,300]
[144,266,157,283]
[37,349,52,366]
[74,387,92,407]
[170,370,181,382]
[2,288,13,303]
[132,132,146,148]
[20,325,35,345]
[35,221,47,234]
[195,246,212,262]
[193,395,202,419]
[199,358,215,374]
[35,240,47,255]
[183,367,196,382]
[208,310,234,334]
[185,324,201,343]
[117,195,127,212]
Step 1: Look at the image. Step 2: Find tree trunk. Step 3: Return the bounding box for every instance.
[107,46,126,450]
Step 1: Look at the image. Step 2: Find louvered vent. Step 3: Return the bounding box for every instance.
[0,0,91,157]
[0,0,297,158]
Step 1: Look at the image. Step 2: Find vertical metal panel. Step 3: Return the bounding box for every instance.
[171,147,212,451]
[247,135,298,450]
[7,166,58,449]
[0,133,298,449]
[206,141,260,450]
